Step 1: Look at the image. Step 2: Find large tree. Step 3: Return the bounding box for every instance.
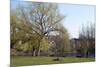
[11,2,65,56]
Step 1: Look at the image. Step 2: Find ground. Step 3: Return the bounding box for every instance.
[10,56,95,67]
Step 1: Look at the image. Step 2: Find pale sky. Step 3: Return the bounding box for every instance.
[11,0,96,38]
[58,4,95,38]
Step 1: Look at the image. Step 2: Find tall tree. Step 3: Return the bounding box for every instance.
[79,22,95,57]
[11,2,65,56]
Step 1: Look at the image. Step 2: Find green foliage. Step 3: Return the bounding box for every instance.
[10,2,70,56]
[41,37,49,51]
[58,25,70,52]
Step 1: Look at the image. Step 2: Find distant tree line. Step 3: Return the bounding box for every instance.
[79,22,95,57]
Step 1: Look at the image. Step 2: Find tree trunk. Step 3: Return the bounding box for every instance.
[37,42,41,56]
[37,47,41,56]
[33,50,36,56]
[37,37,43,56]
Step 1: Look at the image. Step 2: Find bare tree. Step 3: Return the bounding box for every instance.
[79,22,95,57]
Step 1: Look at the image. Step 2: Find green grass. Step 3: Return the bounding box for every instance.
[10,56,95,67]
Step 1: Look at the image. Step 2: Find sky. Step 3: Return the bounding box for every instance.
[58,4,95,38]
[11,0,96,38]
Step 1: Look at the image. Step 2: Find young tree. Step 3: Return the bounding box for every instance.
[59,25,70,53]
[48,25,70,57]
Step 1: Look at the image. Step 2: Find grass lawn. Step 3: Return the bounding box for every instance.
[10,56,95,67]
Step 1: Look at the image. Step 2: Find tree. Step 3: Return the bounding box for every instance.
[48,25,70,57]
[10,9,41,56]
[58,25,70,53]
[11,2,65,56]
[10,9,19,49]
[79,22,95,57]
[16,2,64,56]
